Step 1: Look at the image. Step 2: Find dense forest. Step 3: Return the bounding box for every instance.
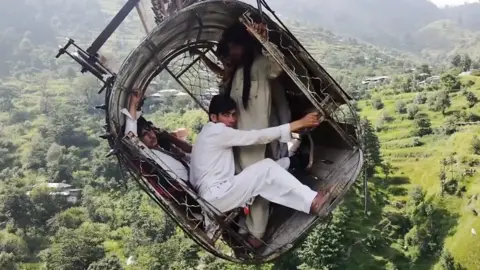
[0,0,479,269]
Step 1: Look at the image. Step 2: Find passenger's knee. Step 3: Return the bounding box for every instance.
[260,158,277,167]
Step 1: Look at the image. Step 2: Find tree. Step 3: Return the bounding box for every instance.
[0,252,17,270]
[413,114,432,137]
[0,231,28,260]
[382,162,394,180]
[1,190,35,230]
[48,207,89,231]
[414,93,427,105]
[471,136,480,155]
[461,54,472,71]
[440,249,463,270]
[451,54,461,68]
[443,116,457,135]
[440,74,461,91]
[372,98,384,110]
[297,210,349,270]
[429,91,451,115]
[419,64,431,75]
[439,162,447,196]
[395,100,407,114]
[361,118,383,178]
[87,256,123,270]
[45,226,106,270]
[0,85,19,112]
[407,104,419,120]
[463,91,478,108]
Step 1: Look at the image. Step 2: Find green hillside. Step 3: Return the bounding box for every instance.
[357,74,480,269]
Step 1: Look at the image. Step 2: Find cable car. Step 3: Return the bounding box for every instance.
[55,0,363,263]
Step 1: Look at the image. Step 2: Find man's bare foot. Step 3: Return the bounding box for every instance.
[247,236,264,249]
[310,184,337,215]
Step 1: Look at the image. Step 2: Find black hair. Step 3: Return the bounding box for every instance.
[208,94,237,120]
[137,116,150,137]
[136,116,171,150]
[215,38,228,59]
[221,22,262,109]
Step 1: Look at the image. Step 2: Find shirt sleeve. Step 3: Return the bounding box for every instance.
[214,123,291,148]
[121,108,142,137]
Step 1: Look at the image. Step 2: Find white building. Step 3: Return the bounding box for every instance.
[27,183,82,204]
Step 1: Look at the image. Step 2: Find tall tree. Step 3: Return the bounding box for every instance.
[361,118,383,178]
[451,54,461,68]
[461,54,472,71]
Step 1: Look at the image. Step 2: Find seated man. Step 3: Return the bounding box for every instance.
[190,94,335,246]
[123,90,192,182]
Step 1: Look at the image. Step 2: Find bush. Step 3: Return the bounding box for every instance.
[395,100,407,114]
[471,136,480,155]
[413,93,427,104]
[407,104,419,120]
[412,137,423,147]
[413,114,432,137]
[463,91,478,108]
[443,116,457,135]
[372,98,384,110]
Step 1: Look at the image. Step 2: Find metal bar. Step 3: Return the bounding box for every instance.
[87,0,140,55]
[177,54,202,77]
[135,3,151,34]
[165,67,208,113]
[177,46,213,78]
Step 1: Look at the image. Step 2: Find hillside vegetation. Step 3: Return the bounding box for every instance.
[248,0,480,61]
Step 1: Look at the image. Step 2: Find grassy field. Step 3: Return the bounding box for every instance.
[358,75,480,269]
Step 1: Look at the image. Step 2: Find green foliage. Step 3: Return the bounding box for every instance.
[443,116,457,135]
[44,224,106,270]
[414,92,427,105]
[87,255,123,270]
[361,118,383,178]
[0,252,17,270]
[429,91,451,115]
[297,210,350,270]
[451,54,462,68]
[0,232,27,260]
[440,74,461,92]
[395,100,407,114]
[471,136,480,155]
[463,91,478,108]
[372,98,384,110]
[440,249,464,270]
[407,104,420,120]
[413,114,433,137]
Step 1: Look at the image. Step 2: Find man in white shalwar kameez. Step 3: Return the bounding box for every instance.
[190,94,334,247]
[219,22,293,242]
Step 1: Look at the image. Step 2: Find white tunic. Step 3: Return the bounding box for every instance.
[228,53,291,238]
[190,122,317,214]
[122,109,189,181]
[229,54,286,169]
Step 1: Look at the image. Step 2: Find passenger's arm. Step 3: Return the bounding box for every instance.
[215,112,321,148]
[216,124,291,148]
[263,54,284,79]
[246,22,284,79]
[201,55,224,77]
[122,109,142,137]
[123,89,143,137]
[162,132,192,153]
[192,49,224,77]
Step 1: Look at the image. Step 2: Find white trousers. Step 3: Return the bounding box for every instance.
[201,159,317,222]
